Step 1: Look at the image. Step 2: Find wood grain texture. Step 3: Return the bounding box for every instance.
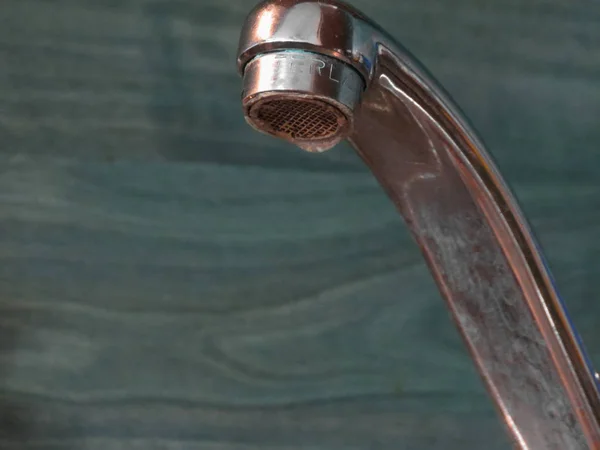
[0,0,599,448]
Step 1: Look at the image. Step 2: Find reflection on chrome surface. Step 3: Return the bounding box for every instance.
[237,1,600,448]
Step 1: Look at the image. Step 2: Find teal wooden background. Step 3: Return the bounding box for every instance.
[1,0,600,448]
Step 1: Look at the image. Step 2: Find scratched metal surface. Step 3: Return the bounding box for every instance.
[0,0,599,449]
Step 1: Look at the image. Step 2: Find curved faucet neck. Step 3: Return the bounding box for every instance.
[352,44,600,448]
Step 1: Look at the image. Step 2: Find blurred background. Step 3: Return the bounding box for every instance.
[0,0,599,448]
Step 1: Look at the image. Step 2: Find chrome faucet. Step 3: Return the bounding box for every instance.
[236,1,600,447]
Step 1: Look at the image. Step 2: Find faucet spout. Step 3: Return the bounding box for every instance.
[237,1,600,447]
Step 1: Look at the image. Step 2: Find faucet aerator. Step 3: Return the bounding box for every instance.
[241,51,364,152]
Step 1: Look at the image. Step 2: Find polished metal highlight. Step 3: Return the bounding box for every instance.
[237,1,600,448]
